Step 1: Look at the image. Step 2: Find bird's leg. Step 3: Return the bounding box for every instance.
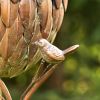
[0,79,12,100]
[33,61,53,82]
[39,64,52,77]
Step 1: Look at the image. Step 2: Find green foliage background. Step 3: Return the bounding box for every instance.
[3,0,100,100]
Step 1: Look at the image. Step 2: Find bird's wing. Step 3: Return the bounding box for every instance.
[46,46,65,61]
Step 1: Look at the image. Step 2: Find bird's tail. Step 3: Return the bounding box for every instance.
[63,44,79,55]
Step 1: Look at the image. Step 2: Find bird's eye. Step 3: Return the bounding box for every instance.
[39,41,44,46]
[39,41,42,44]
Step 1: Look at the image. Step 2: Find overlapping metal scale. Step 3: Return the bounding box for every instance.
[0,0,68,77]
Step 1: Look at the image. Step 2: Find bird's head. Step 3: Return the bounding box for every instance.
[34,39,48,48]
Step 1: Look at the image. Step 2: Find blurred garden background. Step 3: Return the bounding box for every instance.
[2,0,100,100]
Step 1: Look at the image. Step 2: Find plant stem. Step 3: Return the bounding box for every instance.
[0,79,12,100]
[23,64,58,100]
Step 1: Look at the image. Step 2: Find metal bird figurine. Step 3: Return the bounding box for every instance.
[34,38,79,64]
